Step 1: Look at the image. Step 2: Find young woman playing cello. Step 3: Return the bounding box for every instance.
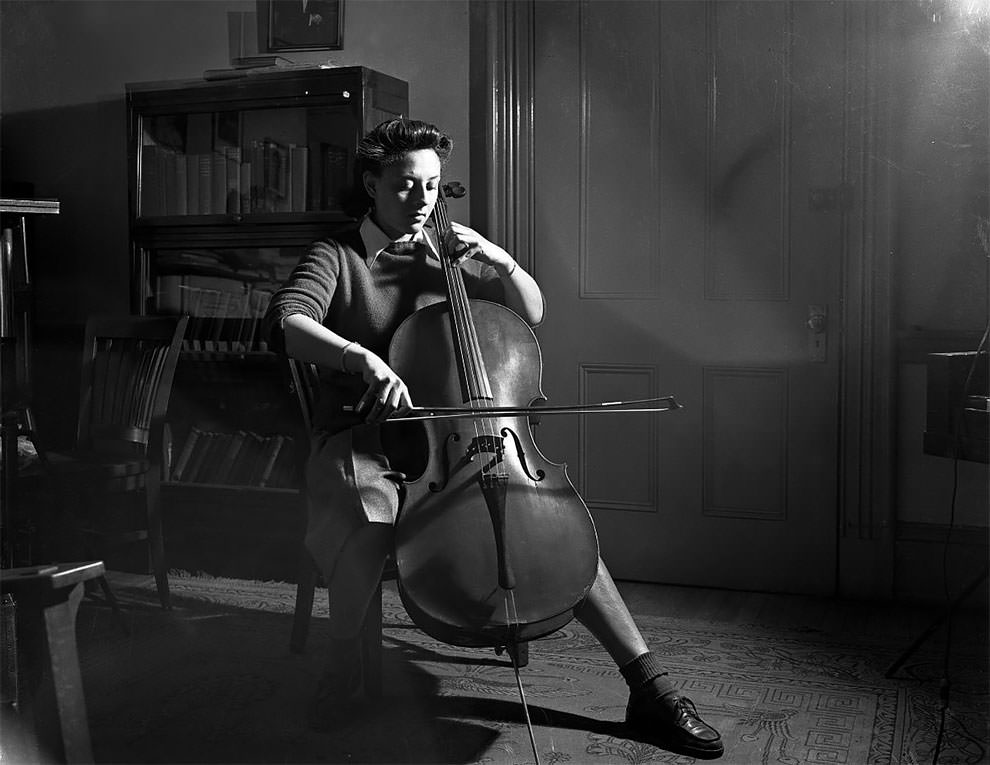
[263,118,722,760]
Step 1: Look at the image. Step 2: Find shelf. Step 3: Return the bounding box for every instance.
[0,198,60,215]
[127,67,407,572]
[163,480,297,495]
[179,349,278,363]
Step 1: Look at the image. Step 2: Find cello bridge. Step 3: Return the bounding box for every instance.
[471,434,505,457]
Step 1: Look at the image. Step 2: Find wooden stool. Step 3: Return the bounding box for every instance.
[1,561,104,764]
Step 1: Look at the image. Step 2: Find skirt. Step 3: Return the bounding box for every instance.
[303,423,405,587]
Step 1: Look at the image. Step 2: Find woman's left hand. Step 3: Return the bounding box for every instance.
[443,220,543,326]
[445,222,513,271]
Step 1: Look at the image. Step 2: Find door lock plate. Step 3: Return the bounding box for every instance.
[808,304,827,363]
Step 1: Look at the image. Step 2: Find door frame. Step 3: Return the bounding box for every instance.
[468,0,896,599]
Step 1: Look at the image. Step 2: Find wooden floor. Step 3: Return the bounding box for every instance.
[614,578,989,648]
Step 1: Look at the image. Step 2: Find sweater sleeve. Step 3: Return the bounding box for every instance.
[468,262,506,304]
[262,239,340,355]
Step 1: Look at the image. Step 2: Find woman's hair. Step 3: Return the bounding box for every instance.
[343,118,453,218]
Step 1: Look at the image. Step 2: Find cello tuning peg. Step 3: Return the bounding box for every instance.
[443,181,467,199]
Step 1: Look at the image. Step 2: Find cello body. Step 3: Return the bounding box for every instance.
[390,298,599,648]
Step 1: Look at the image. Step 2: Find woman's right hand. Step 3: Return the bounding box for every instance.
[351,348,414,424]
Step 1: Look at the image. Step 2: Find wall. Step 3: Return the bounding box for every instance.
[3,0,987,599]
[887,4,989,599]
[1,0,469,444]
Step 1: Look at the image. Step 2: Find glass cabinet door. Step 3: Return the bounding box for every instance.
[140,243,308,352]
[137,104,355,219]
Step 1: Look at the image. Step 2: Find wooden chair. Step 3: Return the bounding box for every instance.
[39,314,187,611]
[285,358,390,698]
[285,357,327,659]
[284,357,321,659]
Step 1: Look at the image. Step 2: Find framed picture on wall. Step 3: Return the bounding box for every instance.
[257,0,343,52]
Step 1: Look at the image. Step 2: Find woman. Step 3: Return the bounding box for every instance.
[263,118,722,760]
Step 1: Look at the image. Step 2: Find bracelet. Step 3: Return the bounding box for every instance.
[340,341,359,373]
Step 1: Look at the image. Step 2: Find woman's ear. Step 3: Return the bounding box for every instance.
[362,170,378,200]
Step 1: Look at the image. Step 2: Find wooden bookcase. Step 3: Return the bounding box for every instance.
[126,67,408,573]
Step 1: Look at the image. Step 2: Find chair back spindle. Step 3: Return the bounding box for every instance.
[77,316,188,459]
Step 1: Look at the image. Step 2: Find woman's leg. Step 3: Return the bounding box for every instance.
[310,523,393,727]
[573,557,649,666]
[574,557,724,759]
[326,523,393,639]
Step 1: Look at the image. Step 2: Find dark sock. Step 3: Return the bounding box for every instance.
[620,651,677,698]
[316,635,363,700]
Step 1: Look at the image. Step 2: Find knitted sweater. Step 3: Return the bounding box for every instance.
[263,224,505,434]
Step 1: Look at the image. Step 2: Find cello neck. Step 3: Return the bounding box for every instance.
[432,189,494,405]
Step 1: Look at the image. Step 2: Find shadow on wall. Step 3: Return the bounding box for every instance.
[3,98,131,447]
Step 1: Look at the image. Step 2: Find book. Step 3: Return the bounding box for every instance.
[290,144,309,212]
[257,138,289,213]
[319,143,348,210]
[215,430,248,484]
[231,55,293,69]
[212,151,227,215]
[171,427,203,482]
[185,154,201,216]
[183,431,214,483]
[198,154,213,215]
[140,145,164,216]
[155,274,184,314]
[225,146,241,214]
[187,429,221,483]
[166,150,187,216]
[195,432,234,485]
[239,160,252,216]
[265,436,298,489]
[257,435,285,487]
[203,62,325,80]
[229,431,266,485]
[254,143,268,212]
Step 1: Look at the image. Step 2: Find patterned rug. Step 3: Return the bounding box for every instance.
[73,573,988,765]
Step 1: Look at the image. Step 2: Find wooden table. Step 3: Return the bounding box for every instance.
[1,561,103,763]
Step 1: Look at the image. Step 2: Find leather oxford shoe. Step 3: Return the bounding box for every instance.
[626,689,724,759]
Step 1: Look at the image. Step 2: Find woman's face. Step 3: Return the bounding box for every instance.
[364,148,442,239]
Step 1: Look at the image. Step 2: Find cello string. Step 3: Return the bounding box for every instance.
[434,191,505,478]
[445,199,508,479]
[439,189,517,656]
[433,192,487,459]
[436,192,490,406]
[434,194,483,408]
[438,195,491,402]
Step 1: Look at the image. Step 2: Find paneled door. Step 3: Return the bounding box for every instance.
[530,1,846,593]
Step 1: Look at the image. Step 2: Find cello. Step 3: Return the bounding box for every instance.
[384,184,679,762]
[389,184,599,652]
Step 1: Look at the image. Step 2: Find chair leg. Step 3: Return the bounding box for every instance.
[96,575,130,636]
[361,581,384,700]
[144,481,170,610]
[291,552,319,654]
